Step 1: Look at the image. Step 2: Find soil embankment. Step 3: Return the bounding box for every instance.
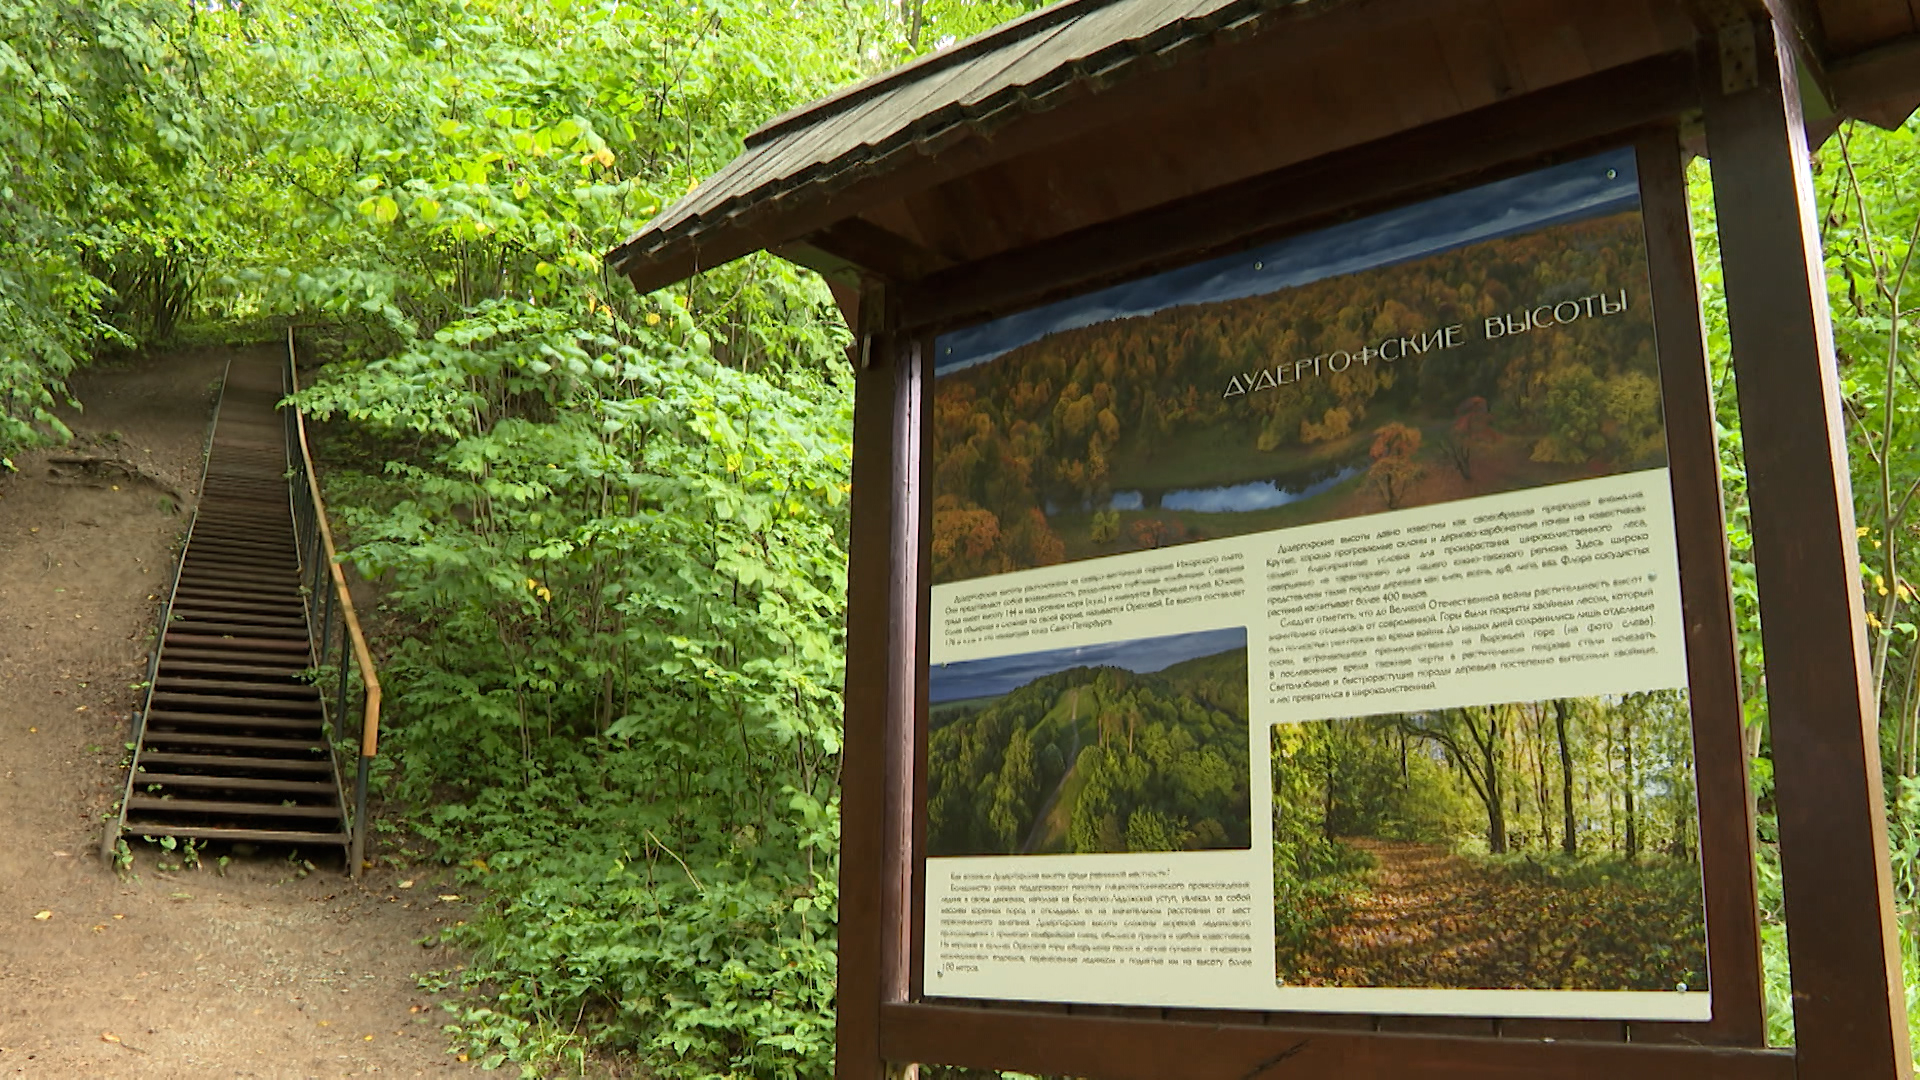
[0,347,478,1077]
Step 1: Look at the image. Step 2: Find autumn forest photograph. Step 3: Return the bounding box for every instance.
[1269,689,1708,994]
[931,156,1671,585]
[926,628,1253,857]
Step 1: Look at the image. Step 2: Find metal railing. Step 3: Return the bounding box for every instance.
[283,328,383,876]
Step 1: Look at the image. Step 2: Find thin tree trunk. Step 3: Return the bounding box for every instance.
[1623,707,1640,863]
[1555,699,1577,856]
[1531,705,1553,852]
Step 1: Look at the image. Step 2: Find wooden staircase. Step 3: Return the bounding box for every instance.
[106,350,361,860]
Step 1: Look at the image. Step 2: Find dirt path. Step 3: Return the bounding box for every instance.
[1020,689,1081,854]
[0,348,481,1077]
[1281,838,1706,993]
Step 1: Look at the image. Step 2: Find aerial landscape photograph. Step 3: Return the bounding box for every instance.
[930,151,1670,585]
[927,628,1252,857]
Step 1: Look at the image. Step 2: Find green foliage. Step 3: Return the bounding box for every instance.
[927,652,1253,858]
[1693,116,1920,1059]
[0,0,204,457]
[295,289,853,1073]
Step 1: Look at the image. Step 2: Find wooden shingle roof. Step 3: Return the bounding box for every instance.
[607,0,1920,297]
[608,0,1295,285]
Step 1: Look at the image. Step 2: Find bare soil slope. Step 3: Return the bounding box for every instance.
[0,347,479,1078]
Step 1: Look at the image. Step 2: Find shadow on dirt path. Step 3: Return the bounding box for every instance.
[0,347,482,1078]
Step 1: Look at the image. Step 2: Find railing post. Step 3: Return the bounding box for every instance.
[350,754,370,876]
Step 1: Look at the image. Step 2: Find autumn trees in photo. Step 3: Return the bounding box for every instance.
[1267,687,1704,983]
[931,212,1671,583]
[1268,690,1706,990]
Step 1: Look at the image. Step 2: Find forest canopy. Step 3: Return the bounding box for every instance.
[929,636,1253,857]
[6,0,1920,1068]
[931,209,1668,584]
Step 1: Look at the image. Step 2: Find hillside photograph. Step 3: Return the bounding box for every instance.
[930,152,1670,585]
[927,628,1252,857]
[1267,689,1707,993]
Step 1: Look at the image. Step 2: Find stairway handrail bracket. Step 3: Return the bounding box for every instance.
[284,327,383,877]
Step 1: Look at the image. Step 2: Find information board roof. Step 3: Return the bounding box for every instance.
[607,0,1920,296]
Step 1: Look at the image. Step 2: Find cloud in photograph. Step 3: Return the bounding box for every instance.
[934,148,1640,374]
[931,626,1247,704]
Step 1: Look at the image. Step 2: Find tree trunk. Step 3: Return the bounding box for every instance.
[1555,699,1577,856]
[1487,764,1507,854]
[1623,708,1640,863]
[1323,729,1337,841]
[1531,706,1553,852]
[1480,708,1507,854]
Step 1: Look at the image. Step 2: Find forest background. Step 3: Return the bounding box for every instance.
[2,0,1919,1073]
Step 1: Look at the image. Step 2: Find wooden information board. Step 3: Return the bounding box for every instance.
[608,4,1920,1076]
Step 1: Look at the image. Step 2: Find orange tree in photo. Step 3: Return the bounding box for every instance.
[931,210,1672,583]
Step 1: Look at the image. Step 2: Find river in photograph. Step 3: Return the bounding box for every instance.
[1050,461,1363,516]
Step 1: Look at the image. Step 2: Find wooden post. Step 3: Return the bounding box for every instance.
[1704,17,1912,1079]
[840,325,900,1080]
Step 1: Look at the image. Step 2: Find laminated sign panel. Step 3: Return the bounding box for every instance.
[917,145,1737,1023]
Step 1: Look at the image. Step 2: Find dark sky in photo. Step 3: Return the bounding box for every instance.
[934,147,1641,374]
[930,626,1247,704]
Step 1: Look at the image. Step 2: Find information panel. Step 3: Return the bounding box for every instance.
[921,147,1711,1021]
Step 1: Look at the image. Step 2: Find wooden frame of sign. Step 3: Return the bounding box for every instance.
[835,23,1909,1080]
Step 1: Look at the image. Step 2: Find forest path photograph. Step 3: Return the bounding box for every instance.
[1271,692,1709,993]
[1281,837,1699,992]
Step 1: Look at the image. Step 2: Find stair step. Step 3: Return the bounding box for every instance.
[156,676,311,696]
[144,710,323,734]
[134,773,337,796]
[126,796,341,819]
[169,608,307,628]
[171,584,303,603]
[134,752,331,774]
[149,691,321,714]
[140,731,328,754]
[180,564,299,580]
[168,599,305,618]
[158,641,307,661]
[164,619,308,640]
[118,825,349,846]
[159,659,309,679]
[163,634,310,653]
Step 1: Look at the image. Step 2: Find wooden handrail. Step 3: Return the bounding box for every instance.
[284,328,383,875]
[285,328,383,758]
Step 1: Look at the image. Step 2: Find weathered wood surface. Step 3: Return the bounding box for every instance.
[1705,16,1913,1080]
[894,51,1699,332]
[878,1003,1796,1079]
[838,335,901,1080]
[1631,125,1769,1049]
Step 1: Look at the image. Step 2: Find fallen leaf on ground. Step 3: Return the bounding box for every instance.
[33,911,51,921]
